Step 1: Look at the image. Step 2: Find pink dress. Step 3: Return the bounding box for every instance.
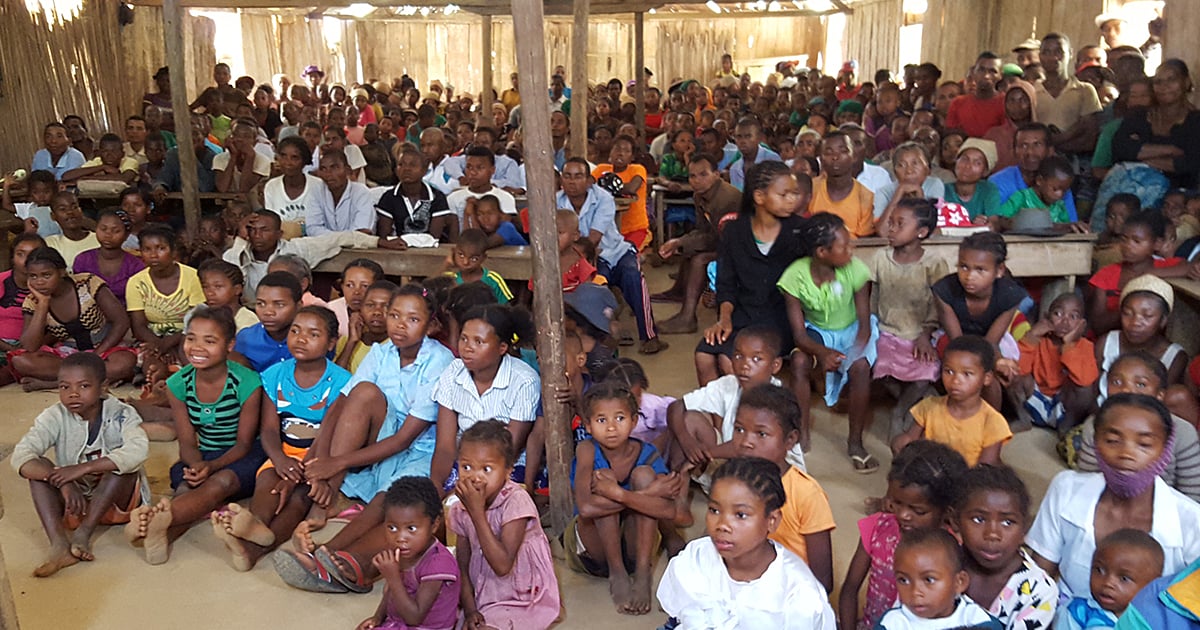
[449,481,560,630]
[857,511,901,630]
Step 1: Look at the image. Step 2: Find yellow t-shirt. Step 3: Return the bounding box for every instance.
[234,306,259,331]
[126,264,205,336]
[910,395,1012,466]
[45,233,100,271]
[334,336,372,374]
[809,177,876,237]
[82,155,140,174]
[769,467,836,563]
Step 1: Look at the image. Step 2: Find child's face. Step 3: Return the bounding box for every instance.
[452,244,485,276]
[97,142,123,167]
[1120,294,1167,345]
[1106,359,1163,397]
[255,286,299,335]
[287,311,336,362]
[183,317,233,369]
[731,335,782,388]
[138,236,174,270]
[301,126,322,150]
[672,132,694,156]
[458,319,506,372]
[957,489,1026,573]
[95,215,130,250]
[608,141,633,170]
[754,174,802,219]
[1095,402,1168,476]
[1090,543,1162,615]
[476,202,503,234]
[340,267,377,313]
[1046,296,1085,339]
[58,365,104,419]
[145,140,166,164]
[894,544,968,620]
[941,350,990,403]
[464,156,495,189]
[956,249,1003,298]
[200,218,226,248]
[706,477,780,565]
[387,294,432,350]
[777,140,795,161]
[120,194,150,226]
[200,271,241,309]
[26,262,64,297]
[816,227,855,269]
[1106,203,1133,235]
[1034,174,1072,205]
[1162,193,1186,221]
[731,406,798,468]
[28,181,55,206]
[457,440,513,505]
[876,89,900,116]
[886,206,927,248]
[585,397,637,452]
[11,240,41,275]
[557,218,580,252]
[887,480,942,532]
[51,196,86,233]
[360,288,391,336]
[44,126,70,153]
[1119,224,1158,265]
[384,504,438,561]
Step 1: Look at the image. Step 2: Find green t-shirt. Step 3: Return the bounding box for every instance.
[995,187,1071,223]
[776,256,870,330]
[166,361,262,451]
[1091,117,1122,169]
[944,179,1003,219]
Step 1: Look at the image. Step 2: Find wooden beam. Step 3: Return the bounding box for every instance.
[511,0,573,535]
[163,0,201,237]
[480,15,494,111]
[634,11,646,142]
[570,0,590,160]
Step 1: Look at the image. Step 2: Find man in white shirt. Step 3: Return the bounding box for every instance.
[306,127,367,185]
[420,128,462,195]
[306,149,377,236]
[445,147,518,230]
[445,126,526,194]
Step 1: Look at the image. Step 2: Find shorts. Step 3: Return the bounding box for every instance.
[564,515,660,577]
[257,443,309,476]
[7,345,136,380]
[1024,385,1065,429]
[62,476,144,529]
[170,440,267,501]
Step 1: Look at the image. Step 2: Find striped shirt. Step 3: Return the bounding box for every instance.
[167,361,262,451]
[431,354,540,436]
[452,269,512,304]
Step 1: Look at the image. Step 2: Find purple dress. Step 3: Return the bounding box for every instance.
[71,249,145,303]
[378,540,460,630]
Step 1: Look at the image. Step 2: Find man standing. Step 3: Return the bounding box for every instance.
[946,52,1006,137]
[1036,33,1102,154]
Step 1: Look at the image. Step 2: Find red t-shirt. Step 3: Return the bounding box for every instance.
[946,94,1007,138]
[1087,259,1183,311]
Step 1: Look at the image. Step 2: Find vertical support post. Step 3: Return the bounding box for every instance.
[163,0,201,238]
[480,15,494,111]
[511,0,572,535]
[570,0,590,159]
[634,11,646,142]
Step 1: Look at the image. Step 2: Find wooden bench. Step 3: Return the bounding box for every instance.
[313,245,534,279]
[1167,277,1200,356]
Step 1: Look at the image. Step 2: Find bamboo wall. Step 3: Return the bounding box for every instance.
[844,0,903,80]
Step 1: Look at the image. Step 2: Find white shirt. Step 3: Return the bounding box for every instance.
[872,176,946,218]
[682,375,805,471]
[1025,470,1200,599]
[307,145,368,184]
[223,231,379,301]
[875,597,1001,629]
[445,154,526,191]
[212,150,273,189]
[657,537,835,630]
[305,180,377,236]
[856,162,894,194]
[423,156,463,196]
[445,186,518,223]
[431,355,540,435]
[263,174,324,224]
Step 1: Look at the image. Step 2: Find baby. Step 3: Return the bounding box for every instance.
[1054,529,1164,629]
[876,527,1003,629]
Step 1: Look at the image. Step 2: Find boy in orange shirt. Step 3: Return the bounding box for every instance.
[592,135,650,249]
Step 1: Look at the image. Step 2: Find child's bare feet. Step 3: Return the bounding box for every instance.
[627,572,653,615]
[19,377,56,392]
[608,573,633,614]
[143,498,173,565]
[291,520,316,554]
[124,503,154,545]
[303,504,327,531]
[226,503,275,547]
[211,512,253,572]
[33,543,79,578]
[68,529,95,562]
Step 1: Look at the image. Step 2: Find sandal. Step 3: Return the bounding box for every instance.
[314,547,373,593]
[272,550,349,593]
[850,453,880,474]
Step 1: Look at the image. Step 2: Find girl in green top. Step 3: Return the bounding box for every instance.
[656,129,694,187]
[778,213,881,473]
[126,305,265,566]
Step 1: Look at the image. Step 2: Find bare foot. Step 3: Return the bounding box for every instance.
[608,573,633,614]
[656,314,697,335]
[627,571,653,615]
[291,520,316,554]
[212,512,253,572]
[143,498,173,565]
[20,377,56,392]
[226,503,276,547]
[124,503,154,545]
[33,544,79,577]
[68,530,94,561]
[303,504,327,531]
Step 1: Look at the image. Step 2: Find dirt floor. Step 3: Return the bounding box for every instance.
[0,263,1068,629]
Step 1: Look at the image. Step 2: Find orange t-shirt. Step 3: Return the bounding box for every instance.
[809,177,875,237]
[768,467,836,563]
[1017,336,1099,396]
[910,396,1012,466]
[592,163,649,236]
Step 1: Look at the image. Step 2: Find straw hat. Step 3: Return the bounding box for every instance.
[372,80,392,95]
[957,138,998,172]
[1121,274,1174,313]
[1012,38,1041,53]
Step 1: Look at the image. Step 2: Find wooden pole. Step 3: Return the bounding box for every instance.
[0,492,20,630]
[480,15,494,112]
[512,0,572,535]
[163,0,201,238]
[634,11,646,142]
[570,0,590,159]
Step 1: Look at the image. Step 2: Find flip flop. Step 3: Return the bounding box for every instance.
[272,550,349,593]
[330,504,364,523]
[314,548,373,593]
[851,453,880,474]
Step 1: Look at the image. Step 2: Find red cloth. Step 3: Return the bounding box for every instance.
[1087,259,1183,311]
[1018,336,1099,396]
[946,94,1006,138]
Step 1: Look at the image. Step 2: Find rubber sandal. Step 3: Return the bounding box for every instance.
[330,504,364,523]
[272,550,349,593]
[850,453,880,474]
[314,547,373,593]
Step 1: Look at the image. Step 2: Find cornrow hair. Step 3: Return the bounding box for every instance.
[459,419,515,467]
[712,457,786,513]
[737,384,802,435]
[896,197,939,239]
[896,527,965,573]
[888,440,968,510]
[197,258,245,288]
[960,231,1007,266]
[383,476,444,523]
[295,305,339,340]
[592,357,649,390]
[954,464,1031,518]
[740,160,794,215]
[96,207,133,233]
[582,381,639,420]
[801,212,846,252]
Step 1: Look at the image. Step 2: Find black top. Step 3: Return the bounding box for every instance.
[375,182,449,236]
[1112,107,1200,189]
[932,274,1028,337]
[716,213,808,332]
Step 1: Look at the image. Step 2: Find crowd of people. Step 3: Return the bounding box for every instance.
[4,9,1200,628]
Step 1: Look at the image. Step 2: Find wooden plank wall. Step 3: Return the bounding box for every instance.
[843,0,903,81]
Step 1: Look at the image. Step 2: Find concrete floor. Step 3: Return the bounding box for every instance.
[0,264,1068,630]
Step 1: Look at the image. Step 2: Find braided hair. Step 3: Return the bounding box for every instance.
[459,419,515,467]
[197,258,245,289]
[953,464,1031,518]
[712,457,786,513]
[888,440,969,510]
[801,212,846,252]
[592,357,650,390]
[896,197,939,240]
[739,160,794,215]
[960,231,1007,266]
[582,381,639,420]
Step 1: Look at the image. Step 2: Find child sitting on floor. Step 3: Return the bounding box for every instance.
[1054,529,1164,629]
[198,259,258,332]
[876,528,1004,629]
[477,194,527,248]
[730,384,836,592]
[72,208,144,304]
[1088,211,1192,335]
[446,229,512,304]
[333,279,395,372]
[355,477,460,630]
[11,353,149,578]
[235,271,301,372]
[328,258,385,337]
[893,335,1012,467]
[569,383,680,615]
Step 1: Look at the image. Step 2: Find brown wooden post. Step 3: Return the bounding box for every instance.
[0,492,19,630]
[511,0,572,534]
[634,11,646,142]
[163,0,201,238]
[570,0,590,159]
[480,15,494,112]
